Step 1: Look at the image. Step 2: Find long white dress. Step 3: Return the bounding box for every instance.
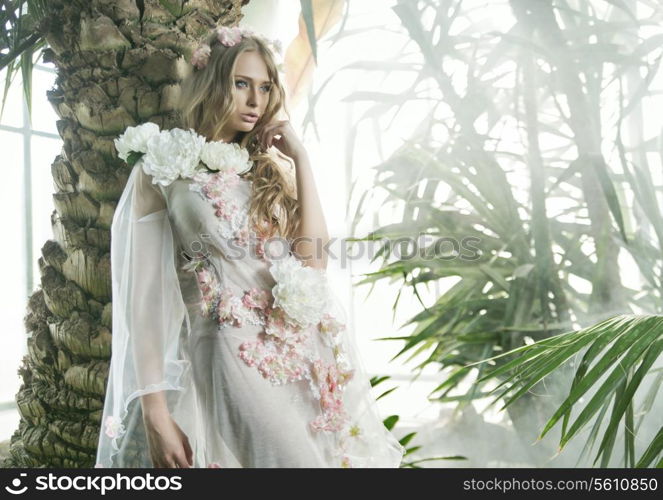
[95,129,406,468]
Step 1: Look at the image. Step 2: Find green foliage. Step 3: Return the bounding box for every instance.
[300,0,318,64]
[318,0,663,466]
[369,374,466,467]
[0,0,50,125]
[471,314,663,467]
[126,151,143,169]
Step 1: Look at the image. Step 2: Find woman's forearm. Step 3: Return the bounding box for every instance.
[140,392,169,421]
[291,149,330,270]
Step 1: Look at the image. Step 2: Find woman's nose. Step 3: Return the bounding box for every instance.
[247,87,262,107]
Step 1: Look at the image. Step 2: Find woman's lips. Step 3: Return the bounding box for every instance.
[241,114,258,123]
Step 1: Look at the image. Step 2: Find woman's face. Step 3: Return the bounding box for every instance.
[220,50,272,142]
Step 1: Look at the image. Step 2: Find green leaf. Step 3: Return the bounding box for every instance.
[369,375,391,388]
[404,445,421,456]
[383,415,399,431]
[595,339,663,464]
[126,151,143,168]
[589,155,628,243]
[635,425,663,468]
[300,0,317,65]
[399,432,417,447]
[20,45,33,126]
[376,386,398,401]
[557,329,659,449]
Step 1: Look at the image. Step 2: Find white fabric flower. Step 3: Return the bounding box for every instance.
[114,122,160,161]
[142,128,206,186]
[269,255,330,327]
[201,140,253,174]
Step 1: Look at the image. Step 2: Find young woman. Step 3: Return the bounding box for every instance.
[95,25,405,468]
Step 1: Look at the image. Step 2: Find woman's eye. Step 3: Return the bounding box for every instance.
[235,80,271,92]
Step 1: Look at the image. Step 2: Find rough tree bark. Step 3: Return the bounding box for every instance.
[4,0,251,468]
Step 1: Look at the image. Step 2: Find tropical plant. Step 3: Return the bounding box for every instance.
[471,314,663,467]
[315,0,663,465]
[370,374,468,467]
[0,0,50,123]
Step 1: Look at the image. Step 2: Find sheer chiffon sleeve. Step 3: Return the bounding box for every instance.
[129,165,188,390]
[95,161,197,467]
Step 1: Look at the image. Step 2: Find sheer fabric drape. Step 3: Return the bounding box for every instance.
[96,163,203,467]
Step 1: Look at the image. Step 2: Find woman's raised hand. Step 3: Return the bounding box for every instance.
[258,119,306,160]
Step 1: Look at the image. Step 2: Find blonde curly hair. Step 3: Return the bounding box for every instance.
[176,27,300,242]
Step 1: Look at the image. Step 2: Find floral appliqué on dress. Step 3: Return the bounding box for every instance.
[188,169,270,258]
[183,169,365,466]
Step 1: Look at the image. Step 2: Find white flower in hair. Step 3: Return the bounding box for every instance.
[142,128,206,186]
[269,255,331,327]
[201,140,253,174]
[114,122,160,161]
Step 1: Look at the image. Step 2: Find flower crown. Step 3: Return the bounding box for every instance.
[191,25,283,70]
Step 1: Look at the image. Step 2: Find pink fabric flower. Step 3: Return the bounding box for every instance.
[231,300,262,326]
[196,268,214,292]
[200,289,218,317]
[239,339,264,367]
[103,415,125,439]
[242,288,271,310]
[240,338,309,386]
[191,43,211,69]
[217,26,243,47]
[218,200,240,221]
[255,237,266,259]
[191,170,247,242]
[208,462,222,468]
[214,201,231,219]
[216,289,238,323]
[318,313,345,337]
[309,360,352,433]
[235,226,250,247]
[264,307,307,344]
[257,351,307,385]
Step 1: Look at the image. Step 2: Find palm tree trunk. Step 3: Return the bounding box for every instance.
[3,0,250,468]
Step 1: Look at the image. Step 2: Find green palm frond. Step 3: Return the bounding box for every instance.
[473,314,663,467]
[0,0,50,124]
